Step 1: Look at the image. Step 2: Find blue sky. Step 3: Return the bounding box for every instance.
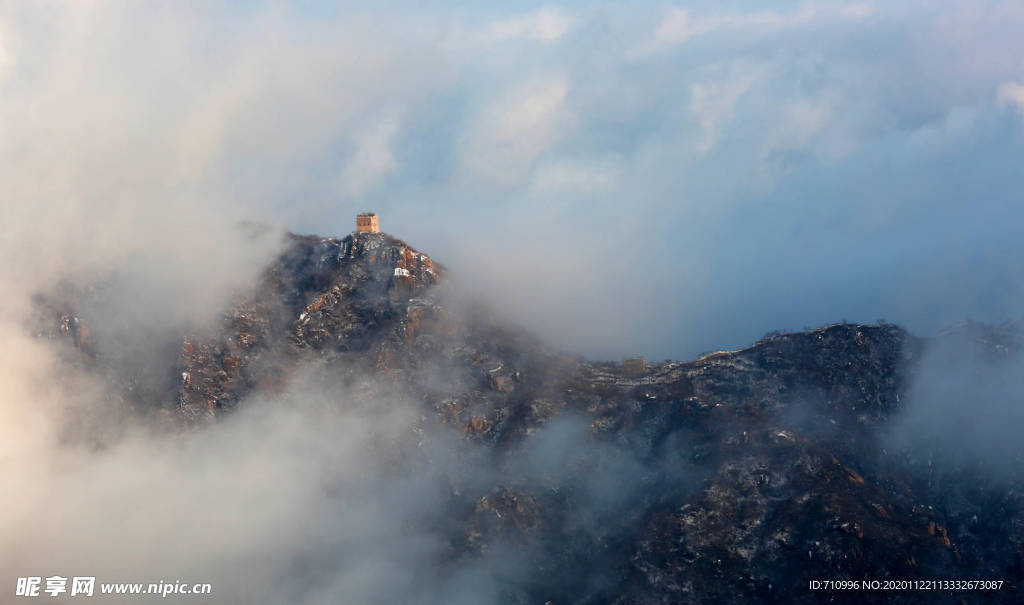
[2,1,1024,359]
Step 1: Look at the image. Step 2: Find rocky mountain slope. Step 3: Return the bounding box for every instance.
[34,229,1023,604]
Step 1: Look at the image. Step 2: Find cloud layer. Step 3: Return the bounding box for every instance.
[3,2,1024,354]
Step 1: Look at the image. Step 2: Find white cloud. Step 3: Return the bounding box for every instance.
[840,3,875,19]
[772,93,836,154]
[906,105,982,153]
[653,8,700,46]
[690,68,762,153]
[338,116,402,198]
[652,5,812,48]
[0,24,12,85]
[489,7,573,43]
[2,0,1024,365]
[997,81,1024,119]
[649,3,872,50]
[461,75,572,186]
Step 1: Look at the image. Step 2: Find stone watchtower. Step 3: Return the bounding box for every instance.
[356,212,379,233]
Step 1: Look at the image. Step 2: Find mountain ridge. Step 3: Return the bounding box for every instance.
[31,228,1024,603]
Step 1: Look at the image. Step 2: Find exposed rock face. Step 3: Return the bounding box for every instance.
[175,231,444,420]
[34,230,1024,604]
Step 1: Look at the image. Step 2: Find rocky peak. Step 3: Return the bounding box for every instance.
[173,230,447,420]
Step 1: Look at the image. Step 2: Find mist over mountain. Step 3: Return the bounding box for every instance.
[4,3,1024,603]
[6,1,1024,363]
[14,224,1020,604]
